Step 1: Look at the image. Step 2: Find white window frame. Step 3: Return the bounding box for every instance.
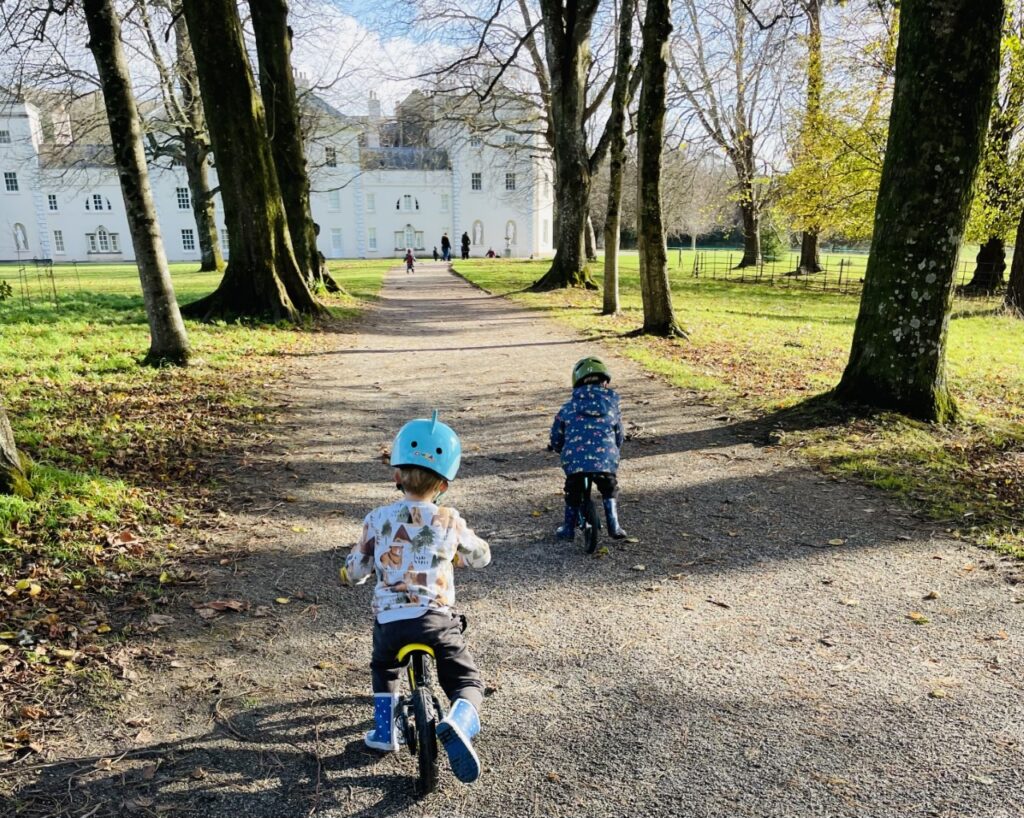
[181,227,196,251]
[504,134,516,144]
[176,187,191,210]
[469,136,482,147]
[403,194,413,211]
[92,193,104,211]
[414,231,424,250]
[367,227,377,250]
[53,230,65,253]
[505,172,516,191]
[441,193,449,212]
[0,130,10,144]
[48,193,58,211]
[220,228,229,252]
[325,146,337,167]
[366,192,376,213]
[87,233,98,253]
[97,226,111,252]
[3,171,18,192]
[328,189,341,211]
[471,172,482,191]
[331,228,343,255]
[110,232,120,252]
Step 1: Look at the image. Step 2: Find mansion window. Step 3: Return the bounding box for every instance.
[367,227,377,250]
[328,189,341,211]
[53,230,65,253]
[469,136,482,147]
[3,171,18,192]
[87,226,119,253]
[394,225,424,251]
[366,192,376,213]
[504,134,516,144]
[176,187,191,210]
[403,194,412,211]
[471,172,482,191]
[220,229,229,251]
[325,146,337,167]
[331,228,343,255]
[0,130,10,144]
[506,173,516,191]
[48,193,58,211]
[181,228,196,251]
[86,193,111,211]
[441,193,449,212]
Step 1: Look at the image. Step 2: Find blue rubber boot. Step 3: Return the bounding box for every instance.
[603,499,627,540]
[364,692,398,752]
[436,698,481,783]
[555,503,577,541]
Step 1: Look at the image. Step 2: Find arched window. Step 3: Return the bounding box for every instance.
[97,226,111,252]
[472,220,483,246]
[404,224,415,250]
[12,223,28,252]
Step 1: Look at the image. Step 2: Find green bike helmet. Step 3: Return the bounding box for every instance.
[572,356,611,387]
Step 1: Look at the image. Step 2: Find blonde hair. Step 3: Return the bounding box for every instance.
[398,466,447,498]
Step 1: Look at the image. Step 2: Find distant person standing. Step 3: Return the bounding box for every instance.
[461,231,471,260]
[433,246,440,262]
[440,233,452,261]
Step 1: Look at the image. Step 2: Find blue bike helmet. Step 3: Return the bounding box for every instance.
[390,410,462,481]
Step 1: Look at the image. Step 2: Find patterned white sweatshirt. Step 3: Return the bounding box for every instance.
[344,499,491,623]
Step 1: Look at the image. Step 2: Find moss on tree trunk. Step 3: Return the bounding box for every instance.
[634,0,686,338]
[181,0,324,321]
[0,404,32,498]
[834,0,1003,422]
[84,0,191,366]
[249,0,324,291]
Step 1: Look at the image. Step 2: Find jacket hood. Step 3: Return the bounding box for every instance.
[571,384,619,417]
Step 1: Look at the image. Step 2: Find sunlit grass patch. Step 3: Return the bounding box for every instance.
[454,254,1024,556]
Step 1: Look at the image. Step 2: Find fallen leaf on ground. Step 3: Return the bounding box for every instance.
[146,614,175,627]
[141,763,158,781]
[907,611,930,625]
[275,597,291,604]
[19,705,47,720]
[546,771,561,783]
[631,564,646,571]
[923,591,940,601]
[982,630,1009,642]
[840,598,860,607]
[827,538,846,546]
[969,773,995,785]
[96,624,112,634]
[625,536,640,543]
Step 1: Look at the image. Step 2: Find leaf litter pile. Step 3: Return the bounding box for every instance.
[1,356,299,762]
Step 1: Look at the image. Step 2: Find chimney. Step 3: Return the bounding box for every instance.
[368,90,381,120]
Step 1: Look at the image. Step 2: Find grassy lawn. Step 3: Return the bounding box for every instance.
[0,259,389,726]
[454,252,1024,557]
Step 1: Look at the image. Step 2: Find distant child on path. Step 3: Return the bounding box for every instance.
[405,248,415,273]
[433,246,440,261]
[341,412,491,783]
[549,357,627,540]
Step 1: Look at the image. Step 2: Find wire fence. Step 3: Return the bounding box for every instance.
[0,257,77,307]
[676,248,991,298]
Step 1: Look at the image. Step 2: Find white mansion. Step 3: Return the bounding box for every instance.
[0,90,554,264]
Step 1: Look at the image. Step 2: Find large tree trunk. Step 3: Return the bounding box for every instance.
[248,0,324,290]
[798,230,822,273]
[964,236,1006,293]
[834,0,1003,422]
[84,0,191,366]
[635,0,685,337]
[797,0,823,274]
[0,404,31,498]
[173,10,223,273]
[531,0,601,291]
[180,0,324,321]
[602,0,637,316]
[736,188,760,268]
[1007,205,1024,315]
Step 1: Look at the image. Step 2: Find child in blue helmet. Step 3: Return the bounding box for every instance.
[340,411,491,784]
[549,356,627,540]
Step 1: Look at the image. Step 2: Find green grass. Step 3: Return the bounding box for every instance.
[454,252,1024,557]
[0,260,389,692]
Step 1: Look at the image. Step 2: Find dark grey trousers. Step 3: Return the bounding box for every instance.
[371,610,484,711]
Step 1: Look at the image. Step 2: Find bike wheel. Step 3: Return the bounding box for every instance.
[583,497,600,553]
[412,686,439,795]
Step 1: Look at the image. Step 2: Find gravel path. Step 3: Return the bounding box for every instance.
[6,263,1023,818]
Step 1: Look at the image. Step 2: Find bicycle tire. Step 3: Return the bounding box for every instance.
[583,497,600,553]
[413,686,439,795]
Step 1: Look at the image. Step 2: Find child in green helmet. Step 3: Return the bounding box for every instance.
[341,412,491,784]
[549,356,627,541]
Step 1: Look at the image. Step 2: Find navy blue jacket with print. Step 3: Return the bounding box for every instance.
[549,384,624,475]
